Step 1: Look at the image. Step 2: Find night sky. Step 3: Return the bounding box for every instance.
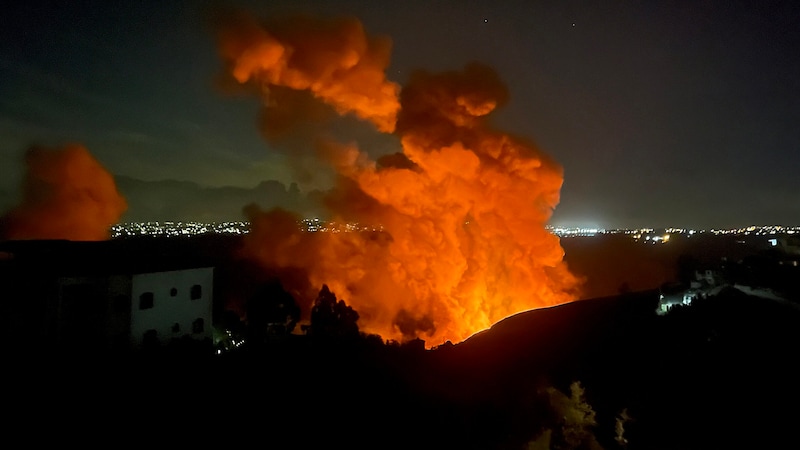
[1,0,798,229]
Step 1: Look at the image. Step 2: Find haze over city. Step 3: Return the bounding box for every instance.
[2,0,798,229]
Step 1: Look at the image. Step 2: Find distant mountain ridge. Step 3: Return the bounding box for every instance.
[114,175,323,223]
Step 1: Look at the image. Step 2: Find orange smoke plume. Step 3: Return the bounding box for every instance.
[226,15,581,346]
[0,144,127,241]
[217,13,400,133]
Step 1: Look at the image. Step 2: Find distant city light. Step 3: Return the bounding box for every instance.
[110,221,251,238]
[110,218,384,238]
[546,225,800,243]
[111,222,800,241]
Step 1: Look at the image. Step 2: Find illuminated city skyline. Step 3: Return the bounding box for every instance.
[110,220,800,239]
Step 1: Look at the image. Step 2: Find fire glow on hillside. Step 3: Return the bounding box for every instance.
[217,13,582,346]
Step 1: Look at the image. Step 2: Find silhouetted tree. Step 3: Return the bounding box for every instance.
[246,280,301,341]
[307,284,359,339]
[528,382,604,450]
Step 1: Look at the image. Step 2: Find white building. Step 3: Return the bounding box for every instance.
[130,267,213,349]
[1,239,216,354]
[57,267,214,351]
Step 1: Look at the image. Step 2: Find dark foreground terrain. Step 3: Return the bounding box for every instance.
[3,232,799,448]
[8,287,800,450]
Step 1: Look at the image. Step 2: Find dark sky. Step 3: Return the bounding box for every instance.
[1,0,798,229]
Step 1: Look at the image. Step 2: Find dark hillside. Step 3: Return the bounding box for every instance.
[443,289,800,449]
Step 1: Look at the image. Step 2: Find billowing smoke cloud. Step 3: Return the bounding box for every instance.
[217,13,400,133]
[0,144,127,241]
[220,13,581,345]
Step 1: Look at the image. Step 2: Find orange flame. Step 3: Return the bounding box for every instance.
[0,144,127,241]
[223,14,581,346]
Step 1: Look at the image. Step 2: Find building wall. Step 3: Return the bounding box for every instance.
[57,275,131,352]
[130,267,213,348]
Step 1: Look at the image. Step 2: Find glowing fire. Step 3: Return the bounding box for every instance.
[218,14,581,346]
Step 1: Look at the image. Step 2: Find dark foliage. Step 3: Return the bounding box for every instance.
[306,284,360,339]
[245,279,301,341]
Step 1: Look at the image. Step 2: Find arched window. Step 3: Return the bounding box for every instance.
[192,318,204,334]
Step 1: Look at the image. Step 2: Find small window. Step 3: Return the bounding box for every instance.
[192,318,204,334]
[190,284,202,300]
[139,292,154,310]
[170,287,178,297]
